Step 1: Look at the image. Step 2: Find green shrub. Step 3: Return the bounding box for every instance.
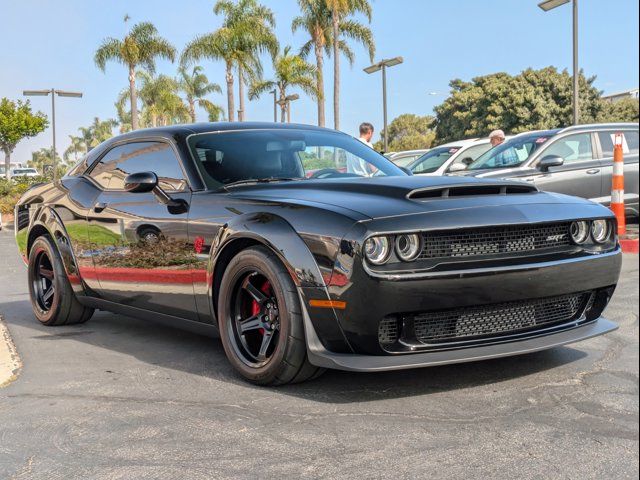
[0,176,49,214]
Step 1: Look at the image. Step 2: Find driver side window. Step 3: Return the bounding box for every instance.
[543,134,594,163]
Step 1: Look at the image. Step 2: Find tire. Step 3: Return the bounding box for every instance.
[27,235,94,326]
[218,246,325,385]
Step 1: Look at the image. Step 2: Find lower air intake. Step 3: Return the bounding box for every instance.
[412,292,592,344]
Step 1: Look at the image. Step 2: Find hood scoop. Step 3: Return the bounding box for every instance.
[407,183,538,200]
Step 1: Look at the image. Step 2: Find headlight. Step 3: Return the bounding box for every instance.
[591,219,610,243]
[570,221,589,244]
[395,233,422,261]
[364,236,391,265]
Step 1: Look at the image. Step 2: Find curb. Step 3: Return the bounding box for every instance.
[0,316,22,388]
[620,238,639,254]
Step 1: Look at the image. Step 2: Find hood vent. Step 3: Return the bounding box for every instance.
[407,183,537,200]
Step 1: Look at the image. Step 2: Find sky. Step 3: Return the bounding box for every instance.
[1,0,638,164]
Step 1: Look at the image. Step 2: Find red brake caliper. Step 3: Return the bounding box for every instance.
[250,280,272,335]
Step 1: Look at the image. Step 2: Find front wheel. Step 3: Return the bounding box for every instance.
[27,235,94,326]
[218,246,324,385]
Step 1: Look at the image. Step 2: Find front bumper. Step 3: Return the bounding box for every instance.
[304,315,617,372]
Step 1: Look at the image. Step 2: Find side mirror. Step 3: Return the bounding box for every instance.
[399,166,414,176]
[448,163,467,172]
[124,171,158,193]
[538,155,564,172]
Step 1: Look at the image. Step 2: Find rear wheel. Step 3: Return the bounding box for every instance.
[28,235,94,326]
[218,246,324,385]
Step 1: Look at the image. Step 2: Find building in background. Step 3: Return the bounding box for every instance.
[602,88,639,102]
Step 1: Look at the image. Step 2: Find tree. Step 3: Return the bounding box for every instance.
[249,46,317,122]
[64,135,86,162]
[77,117,117,151]
[373,114,436,152]
[177,66,223,122]
[597,97,639,123]
[325,0,375,130]
[292,0,332,127]
[28,147,64,177]
[214,0,278,122]
[434,66,606,143]
[0,98,48,180]
[95,20,176,130]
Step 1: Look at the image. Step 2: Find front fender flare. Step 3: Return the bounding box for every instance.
[207,212,353,354]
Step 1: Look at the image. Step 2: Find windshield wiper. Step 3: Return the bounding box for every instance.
[221,177,303,190]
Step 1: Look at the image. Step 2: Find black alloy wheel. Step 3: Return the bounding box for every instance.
[229,271,280,367]
[32,248,56,312]
[27,235,94,326]
[218,246,324,385]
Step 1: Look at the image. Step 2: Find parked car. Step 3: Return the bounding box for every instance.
[386,149,430,168]
[407,138,499,176]
[15,122,621,385]
[10,167,40,178]
[453,123,639,217]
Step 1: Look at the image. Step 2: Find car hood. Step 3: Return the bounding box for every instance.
[225,175,594,221]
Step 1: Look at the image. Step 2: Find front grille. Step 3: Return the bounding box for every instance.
[412,292,591,344]
[419,223,573,260]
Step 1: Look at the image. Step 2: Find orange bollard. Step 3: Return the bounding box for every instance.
[610,133,626,236]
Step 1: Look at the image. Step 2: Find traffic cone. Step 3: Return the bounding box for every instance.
[611,134,626,236]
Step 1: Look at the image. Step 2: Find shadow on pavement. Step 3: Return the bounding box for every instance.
[1,297,588,404]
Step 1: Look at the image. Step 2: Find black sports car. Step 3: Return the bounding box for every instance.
[15,123,622,385]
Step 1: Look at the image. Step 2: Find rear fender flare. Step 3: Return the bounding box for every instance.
[27,206,86,295]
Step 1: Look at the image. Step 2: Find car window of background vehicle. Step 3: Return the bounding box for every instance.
[598,131,639,157]
[468,134,549,170]
[410,147,457,174]
[541,133,594,163]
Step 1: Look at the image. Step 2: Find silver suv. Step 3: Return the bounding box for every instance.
[451,123,639,217]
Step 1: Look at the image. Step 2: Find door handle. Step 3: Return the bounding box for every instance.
[586,169,600,175]
[93,202,108,213]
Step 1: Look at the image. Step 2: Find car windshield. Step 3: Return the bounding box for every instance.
[467,133,552,170]
[12,169,36,174]
[408,146,460,174]
[187,129,406,188]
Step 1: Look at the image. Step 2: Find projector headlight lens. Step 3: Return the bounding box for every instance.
[395,233,422,261]
[570,221,589,244]
[364,236,391,265]
[591,219,610,243]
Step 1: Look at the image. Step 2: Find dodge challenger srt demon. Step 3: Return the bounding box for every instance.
[15,123,621,385]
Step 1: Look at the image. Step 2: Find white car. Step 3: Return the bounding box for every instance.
[407,138,506,176]
[386,149,431,168]
[10,167,39,178]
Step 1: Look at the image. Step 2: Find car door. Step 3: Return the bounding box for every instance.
[597,130,640,212]
[529,132,601,200]
[85,140,197,320]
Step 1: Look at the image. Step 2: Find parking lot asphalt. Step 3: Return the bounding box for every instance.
[0,228,638,480]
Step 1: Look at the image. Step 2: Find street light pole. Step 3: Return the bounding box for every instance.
[363,56,403,152]
[382,64,388,152]
[538,0,579,124]
[23,88,83,181]
[270,89,277,123]
[572,0,579,125]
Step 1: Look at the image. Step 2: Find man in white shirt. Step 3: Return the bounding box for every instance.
[348,122,376,175]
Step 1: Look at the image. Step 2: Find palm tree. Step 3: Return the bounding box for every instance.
[249,46,317,122]
[325,0,375,130]
[213,0,278,121]
[203,103,226,122]
[137,72,179,127]
[64,135,86,162]
[95,21,176,130]
[177,66,223,122]
[292,0,331,127]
